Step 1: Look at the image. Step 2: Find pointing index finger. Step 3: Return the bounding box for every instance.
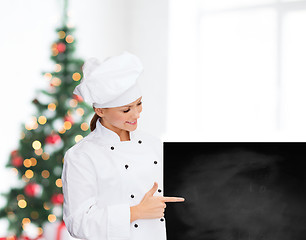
[162,196,185,202]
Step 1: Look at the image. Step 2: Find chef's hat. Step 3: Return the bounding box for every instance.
[73,51,143,108]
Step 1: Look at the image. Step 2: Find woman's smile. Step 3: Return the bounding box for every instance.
[126,120,137,125]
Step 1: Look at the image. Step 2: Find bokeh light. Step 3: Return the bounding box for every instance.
[44,73,52,80]
[56,179,62,188]
[17,194,25,201]
[81,122,89,131]
[76,108,85,116]
[69,99,78,108]
[65,35,74,43]
[75,135,83,143]
[35,148,43,156]
[32,140,41,150]
[41,170,50,178]
[64,121,72,130]
[43,202,51,210]
[48,103,56,111]
[72,72,81,81]
[38,116,47,125]
[42,152,50,160]
[48,214,56,223]
[30,158,37,166]
[51,77,61,87]
[18,199,27,208]
[58,128,66,134]
[58,31,66,39]
[22,218,31,225]
[23,159,31,168]
[25,170,34,179]
[55,64,62,72]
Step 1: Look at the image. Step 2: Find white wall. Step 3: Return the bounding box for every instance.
[127,0,169,137]
[70,0,129,57]
[166,0,199,141]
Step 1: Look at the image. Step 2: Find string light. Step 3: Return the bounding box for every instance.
[65,35,74,43]
[51,43,57,50]
[55,64,62,72]
[32,140,41,150]
[17,194,25,201]
[38,227,43,235]
[22,175,30,183]
[20,132,25,139]
[72,72,81,81]
[64,121,72,130]
[58,31,66,39]
[48,214,56,223]
[56,178,62,188]
[43,202,51,210]
[38,116,47,125]
[51,77,61,87]
[25,116,38,130]
[22,218,31,225]
[30,157,37,166]
[11,168,18,176]
[18,199,27,208]
[32,122,38,130]
[44,73,52,80]
[48,103,56,111]
[41,170,50,178]
[23,159,32,168]
[76,108,85,116]
[42,152,50,160]
[75,135,83,143]
[52,49,59,56]
[52,43,59,56]
[81,122,89,131]
[35,148,43,156]
[58,128,66,134]
[25,170,34,179]
[69,99,78,108]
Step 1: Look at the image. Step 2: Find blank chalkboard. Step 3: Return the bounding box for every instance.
[164,143,306,240]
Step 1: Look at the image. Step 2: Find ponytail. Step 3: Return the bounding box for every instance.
[90,112,100,131]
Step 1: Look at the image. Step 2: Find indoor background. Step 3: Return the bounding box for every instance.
[1,0,306,235]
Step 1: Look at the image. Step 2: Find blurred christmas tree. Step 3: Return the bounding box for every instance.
[0,0,92,237]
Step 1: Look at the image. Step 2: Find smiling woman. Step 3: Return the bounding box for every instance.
[93,97,143,141]
[61,52,184,240]
[90,97,142,133]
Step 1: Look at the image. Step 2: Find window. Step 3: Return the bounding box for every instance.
[166,0,306,141]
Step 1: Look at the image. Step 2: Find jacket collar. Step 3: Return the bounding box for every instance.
[94,118,137,143]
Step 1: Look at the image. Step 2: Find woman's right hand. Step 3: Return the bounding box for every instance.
[130,182,185,222]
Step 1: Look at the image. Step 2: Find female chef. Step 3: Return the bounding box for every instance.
[61,52,185,240]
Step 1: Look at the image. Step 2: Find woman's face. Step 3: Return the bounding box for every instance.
[95,97,143,134]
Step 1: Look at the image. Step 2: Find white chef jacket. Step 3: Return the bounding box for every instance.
[61,119,167,240]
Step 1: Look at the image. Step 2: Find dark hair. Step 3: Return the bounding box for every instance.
[90,109,100,131]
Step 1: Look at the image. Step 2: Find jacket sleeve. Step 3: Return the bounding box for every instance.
[61,148,131,240]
